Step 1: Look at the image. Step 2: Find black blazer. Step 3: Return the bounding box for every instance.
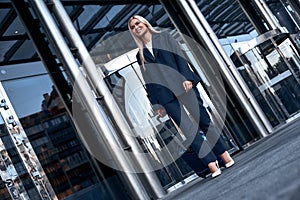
[136,31,200,106]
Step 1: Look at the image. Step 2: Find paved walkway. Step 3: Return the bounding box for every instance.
[162,117,300,200]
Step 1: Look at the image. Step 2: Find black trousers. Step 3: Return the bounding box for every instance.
[163,87,228,165]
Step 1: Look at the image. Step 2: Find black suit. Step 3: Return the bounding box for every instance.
[137,31,200,106]
[136,31,227,166]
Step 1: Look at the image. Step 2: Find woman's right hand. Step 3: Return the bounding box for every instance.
[157,108,167,118]
[183,80,193,93]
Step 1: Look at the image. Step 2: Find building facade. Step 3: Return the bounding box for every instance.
[0,0,299,199]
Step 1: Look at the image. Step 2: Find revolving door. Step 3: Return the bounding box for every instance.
[101,49,236,189]
[231,30,300,127]
[14,0,273,198]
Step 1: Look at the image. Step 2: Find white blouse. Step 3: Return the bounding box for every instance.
[145,41,154,57]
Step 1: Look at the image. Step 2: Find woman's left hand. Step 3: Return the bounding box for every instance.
[183,80,193,92]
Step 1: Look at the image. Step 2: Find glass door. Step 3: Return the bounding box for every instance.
[27,0,247,195]
[231,33,300,127]
[93,28,238,188]
[104,60,194,188]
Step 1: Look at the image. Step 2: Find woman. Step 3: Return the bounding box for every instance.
[128,15,234,177]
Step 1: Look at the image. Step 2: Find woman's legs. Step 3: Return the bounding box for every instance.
[163,98,221,176]
[178,88,211,133]
[179,88,234,168]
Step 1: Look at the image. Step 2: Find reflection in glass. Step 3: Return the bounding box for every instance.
[102,38,237,185]
[231,33,300,127]
[0,69,130,199]
[105,61,194,187]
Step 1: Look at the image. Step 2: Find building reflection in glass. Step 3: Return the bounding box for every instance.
[19,105,129,199]
[0,69,131,199]
[231,32,300,127]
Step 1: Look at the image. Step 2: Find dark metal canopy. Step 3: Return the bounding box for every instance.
[0,0,283,66]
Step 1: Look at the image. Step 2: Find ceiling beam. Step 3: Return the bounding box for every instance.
[0,57,41,66]
[61,0,159,6]
[3,39,26,62]
[0,2,12,8]
[0,34,28,41]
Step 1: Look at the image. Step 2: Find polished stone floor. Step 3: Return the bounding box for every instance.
[162,117,300,200]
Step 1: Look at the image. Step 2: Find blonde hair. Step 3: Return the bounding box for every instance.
[128,15,160,70]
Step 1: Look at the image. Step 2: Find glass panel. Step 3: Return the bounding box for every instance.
[230,33,300,127]
[105,5,125,21]
[2,73,53,118]
[0,2,252,198]
[91,5,238,189]
[77,5,102,29]
[10,40,36,61]
[3,17,26,36]
[0,8,9,22]
[94,16,110,29]
[104,60,194,187]
[235,48,285,126]
[277,38,300,114]
[262,41,299,116]
[0,41,17,62]
[0,62,128,199]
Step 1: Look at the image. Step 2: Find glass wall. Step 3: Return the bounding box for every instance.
[48,1,264,195]
[85,2,242,189]
[3,1,295,199]
[0,62,130,199]
[99,49,236,188]
[105,58,195,187]
[230,32,300,127]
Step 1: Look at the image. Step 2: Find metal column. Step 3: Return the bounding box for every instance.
[185,0,273,135]
[252,0,282,30]
[48,0,166,198]
[237,0,269,34]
